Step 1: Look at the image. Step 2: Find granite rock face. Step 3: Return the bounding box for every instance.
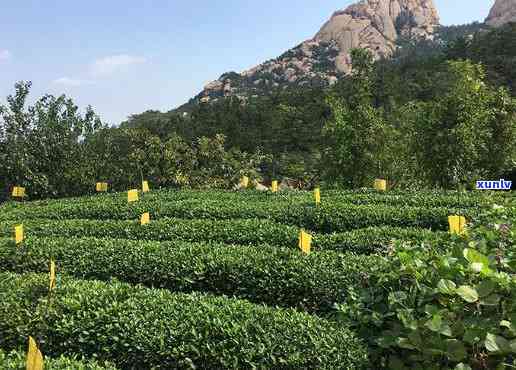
[486,0,516,27]
[189,0,440,106]
[315,0,439,73]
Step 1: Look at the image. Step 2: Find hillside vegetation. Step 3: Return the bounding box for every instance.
[1,25,515,200]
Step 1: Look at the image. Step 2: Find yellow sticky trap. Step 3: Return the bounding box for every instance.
[298,230,312,255]
[128,189,139,203]
[241,176,249,189]
[26,336,43,370]
[141,212,150,225]
[449,215,467,235]
[49,260,56,291]
[15,225,24,245]
[142,181,150,193]
[96,182,108,192]
[12,186,26,198]
[374,179,387,192]
[314,188,321,205]
[271,180,278,193]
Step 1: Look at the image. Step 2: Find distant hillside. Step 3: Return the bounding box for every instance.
[176,0,440,111]
[124,23,516,153]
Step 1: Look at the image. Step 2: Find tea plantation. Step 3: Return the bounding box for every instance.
[0,189,514,369]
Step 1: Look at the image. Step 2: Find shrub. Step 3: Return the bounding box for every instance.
[0,218,445,253]
[337,199,516,369]
[0,236,387,313]
[0,198,472,232]
[314,226,447,253]
[7,187,493,209]
[0,273,368,369]
[277,203,467,232]
[0,218,298,246]
[0,349,117,370]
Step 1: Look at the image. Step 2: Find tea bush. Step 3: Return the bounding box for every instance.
[0,236,388,313]
[0,273,368,369]
[0,192,476,232]
[0,218,445,253]
[0,349,117,370]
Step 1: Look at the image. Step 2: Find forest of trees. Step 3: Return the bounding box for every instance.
[1,23,515,199]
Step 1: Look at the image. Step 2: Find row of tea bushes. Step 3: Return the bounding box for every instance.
[276,203,463,232]
[0,200,469,232]
[315,226,448,253]
[3,187,497,210]
[113,188,491,209]
[0,218,445,253]
[0,349,117,370]
[0,236,389,313]
[0,218,297,247]
[0,272,369,369]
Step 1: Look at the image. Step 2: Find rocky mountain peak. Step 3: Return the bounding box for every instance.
[189,0,439,106]
[486,0,516,27]
[314,0,439,73]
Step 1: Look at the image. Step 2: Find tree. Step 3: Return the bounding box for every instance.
[322,49,386,188]
[0,81,103,199]
[407,60,516,188]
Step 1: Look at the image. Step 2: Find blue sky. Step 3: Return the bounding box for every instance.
[0,0,495,125]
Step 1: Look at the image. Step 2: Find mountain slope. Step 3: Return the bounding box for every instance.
[486,0,516,27]
[184,0,439,107]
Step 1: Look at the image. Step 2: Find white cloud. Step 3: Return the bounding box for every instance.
[0,49,11,61]
[52,77,93,87]
[90,54,147,77]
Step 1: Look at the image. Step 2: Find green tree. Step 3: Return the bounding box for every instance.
[407,60,516,188]
[322,49,386,188]
[0,81,103,199]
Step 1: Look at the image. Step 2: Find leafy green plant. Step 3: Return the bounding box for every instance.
[0,236,387,313]
[0,194,476,233]
[0,349,117,370]
[338,200,516,369]
[0,272,368,369]
[0,218,446,253]
[1,188,497,224]
[315,226,448,253]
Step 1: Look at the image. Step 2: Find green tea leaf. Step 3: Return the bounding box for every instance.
[424,305,439,316]
[408,331,423,350]
[463,248,488,265]
[470,263,483,273]
[500,320,511,329]
[455,364,472,370]
[479,294,501,306]
[425,315,452,337]
[437,279,456,295]
[398,338,416,350]
[425,314,442,332]
[476,280,495,297]
[485,333,510,353]
[463,248,491,274]
[446,339,467,361]
[463,328,482,345]
[456,286,479,303]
